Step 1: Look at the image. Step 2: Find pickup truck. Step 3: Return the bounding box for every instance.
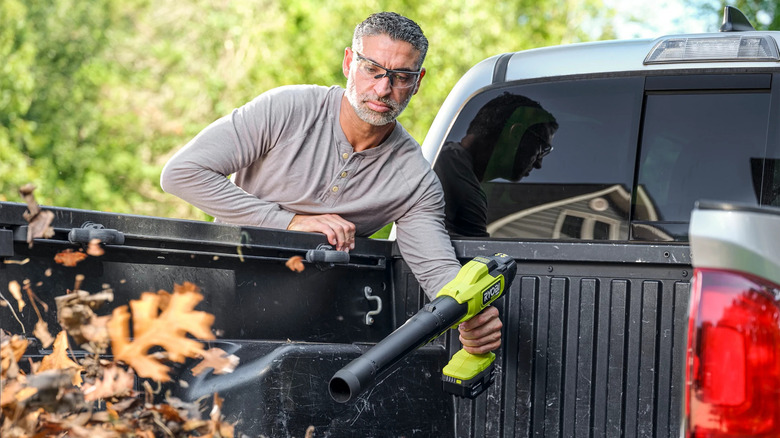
[2,6,779,438]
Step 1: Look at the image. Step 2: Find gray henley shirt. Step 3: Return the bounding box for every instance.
[161,84,461,298]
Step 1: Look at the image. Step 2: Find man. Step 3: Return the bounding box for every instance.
[161,12,501,354]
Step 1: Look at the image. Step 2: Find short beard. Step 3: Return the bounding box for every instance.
[345,73,412,126]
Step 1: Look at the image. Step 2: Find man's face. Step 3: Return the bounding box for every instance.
[513,124,555,180]
[343,34,426,127]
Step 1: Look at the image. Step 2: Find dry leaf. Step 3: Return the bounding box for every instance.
[27,209,55,244]
[148,403,185,423]
[73,274,85,292]
[1,333,28,378]
[54,249,88,267]
[3,258,30,265]
[56,290,114,346]
[80,315,110,345]
[24,281,49,313]
[202,393,234,438]
[107,282,215,382]
[191,348,240,376]
[8,280,25,312]
[86,239,105,257]
[285,255,305,272]
[15,386,39,402]
[39,331,83,386]
[81,365,134,402]
[34,319,55,349]
[156,289,171,311]
[19,184,55,247]
[0,379,25,408]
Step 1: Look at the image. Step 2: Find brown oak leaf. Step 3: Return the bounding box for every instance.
[38,331,83,386]
[107,282,215,382]
[285,255,305,272]
[191,348,240,376]
[54,249,88,267]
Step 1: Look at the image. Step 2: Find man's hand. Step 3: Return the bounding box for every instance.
[287,213,356,252]
[458,305,502,354]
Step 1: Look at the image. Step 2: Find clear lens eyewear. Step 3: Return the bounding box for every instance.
[527,128,554,161]
[353,51,421,89]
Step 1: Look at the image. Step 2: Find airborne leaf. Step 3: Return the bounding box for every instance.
[191,348,239,376]
[107,282,215,382]
[285,255,305,272]
[54,249,88,267]
[8,280,25,312]
[34,320,55,349]
[1,332,28,379]
[38,331,83,386]
[81,364,134,402]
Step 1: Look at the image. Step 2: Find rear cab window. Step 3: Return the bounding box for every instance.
[433,72,780,242]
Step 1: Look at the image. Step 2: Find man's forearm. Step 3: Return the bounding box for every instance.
[160,154,294,228]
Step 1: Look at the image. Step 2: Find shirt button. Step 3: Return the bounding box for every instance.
[340,171,347,178]
[332,186,339,192]
[342,153,349,159]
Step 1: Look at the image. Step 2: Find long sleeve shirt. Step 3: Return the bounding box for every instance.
[161,84,460,298]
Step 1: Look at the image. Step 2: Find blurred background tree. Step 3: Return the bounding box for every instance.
[2,0,734,222]
[685,0,780,30]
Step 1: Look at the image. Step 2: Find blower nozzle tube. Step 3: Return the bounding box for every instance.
[329,295,466,403]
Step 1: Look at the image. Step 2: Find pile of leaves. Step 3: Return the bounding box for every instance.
[1,186,241,437]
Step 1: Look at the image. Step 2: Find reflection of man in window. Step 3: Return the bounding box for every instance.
[434,93,558,237]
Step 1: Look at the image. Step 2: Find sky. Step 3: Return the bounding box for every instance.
[606,0,714,39]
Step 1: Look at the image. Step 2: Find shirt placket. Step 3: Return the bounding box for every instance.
[320,151,361,206]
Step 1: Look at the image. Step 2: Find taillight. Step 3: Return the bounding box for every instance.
[686,268,780,437]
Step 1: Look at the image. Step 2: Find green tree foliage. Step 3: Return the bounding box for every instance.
[687,0,780,30]
[1,0,615,220]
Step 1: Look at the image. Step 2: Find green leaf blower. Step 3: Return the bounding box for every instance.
[329,253,516,403]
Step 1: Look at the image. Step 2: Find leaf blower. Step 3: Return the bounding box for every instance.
[328,253,516,403]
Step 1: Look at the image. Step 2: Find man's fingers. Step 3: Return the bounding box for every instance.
[460,339,501,355]
[458,306,503,354]
[326,214,356,251]
[459,305,500,332]
[287,214,356,251]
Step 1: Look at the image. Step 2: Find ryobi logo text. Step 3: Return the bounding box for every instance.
[482,281,501,305]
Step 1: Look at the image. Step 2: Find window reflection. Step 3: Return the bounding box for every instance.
[434,93,558,237]
[434,76,779,242]
[434,78,642,241]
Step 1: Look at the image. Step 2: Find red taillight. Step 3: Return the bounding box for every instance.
[686,268,780,437]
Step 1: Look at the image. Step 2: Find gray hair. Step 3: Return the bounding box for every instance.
[352,12,428,70]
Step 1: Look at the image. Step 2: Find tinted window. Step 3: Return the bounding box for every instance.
[633,90,774,241]
[433,77,643,240]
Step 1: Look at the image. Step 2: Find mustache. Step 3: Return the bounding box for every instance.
[362,94,401,111]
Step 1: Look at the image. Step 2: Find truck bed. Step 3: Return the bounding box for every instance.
[0,202,690,437]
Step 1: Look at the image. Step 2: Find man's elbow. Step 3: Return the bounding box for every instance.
[159,160,185,196]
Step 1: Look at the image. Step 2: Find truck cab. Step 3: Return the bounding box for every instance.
[424,6,780,243]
